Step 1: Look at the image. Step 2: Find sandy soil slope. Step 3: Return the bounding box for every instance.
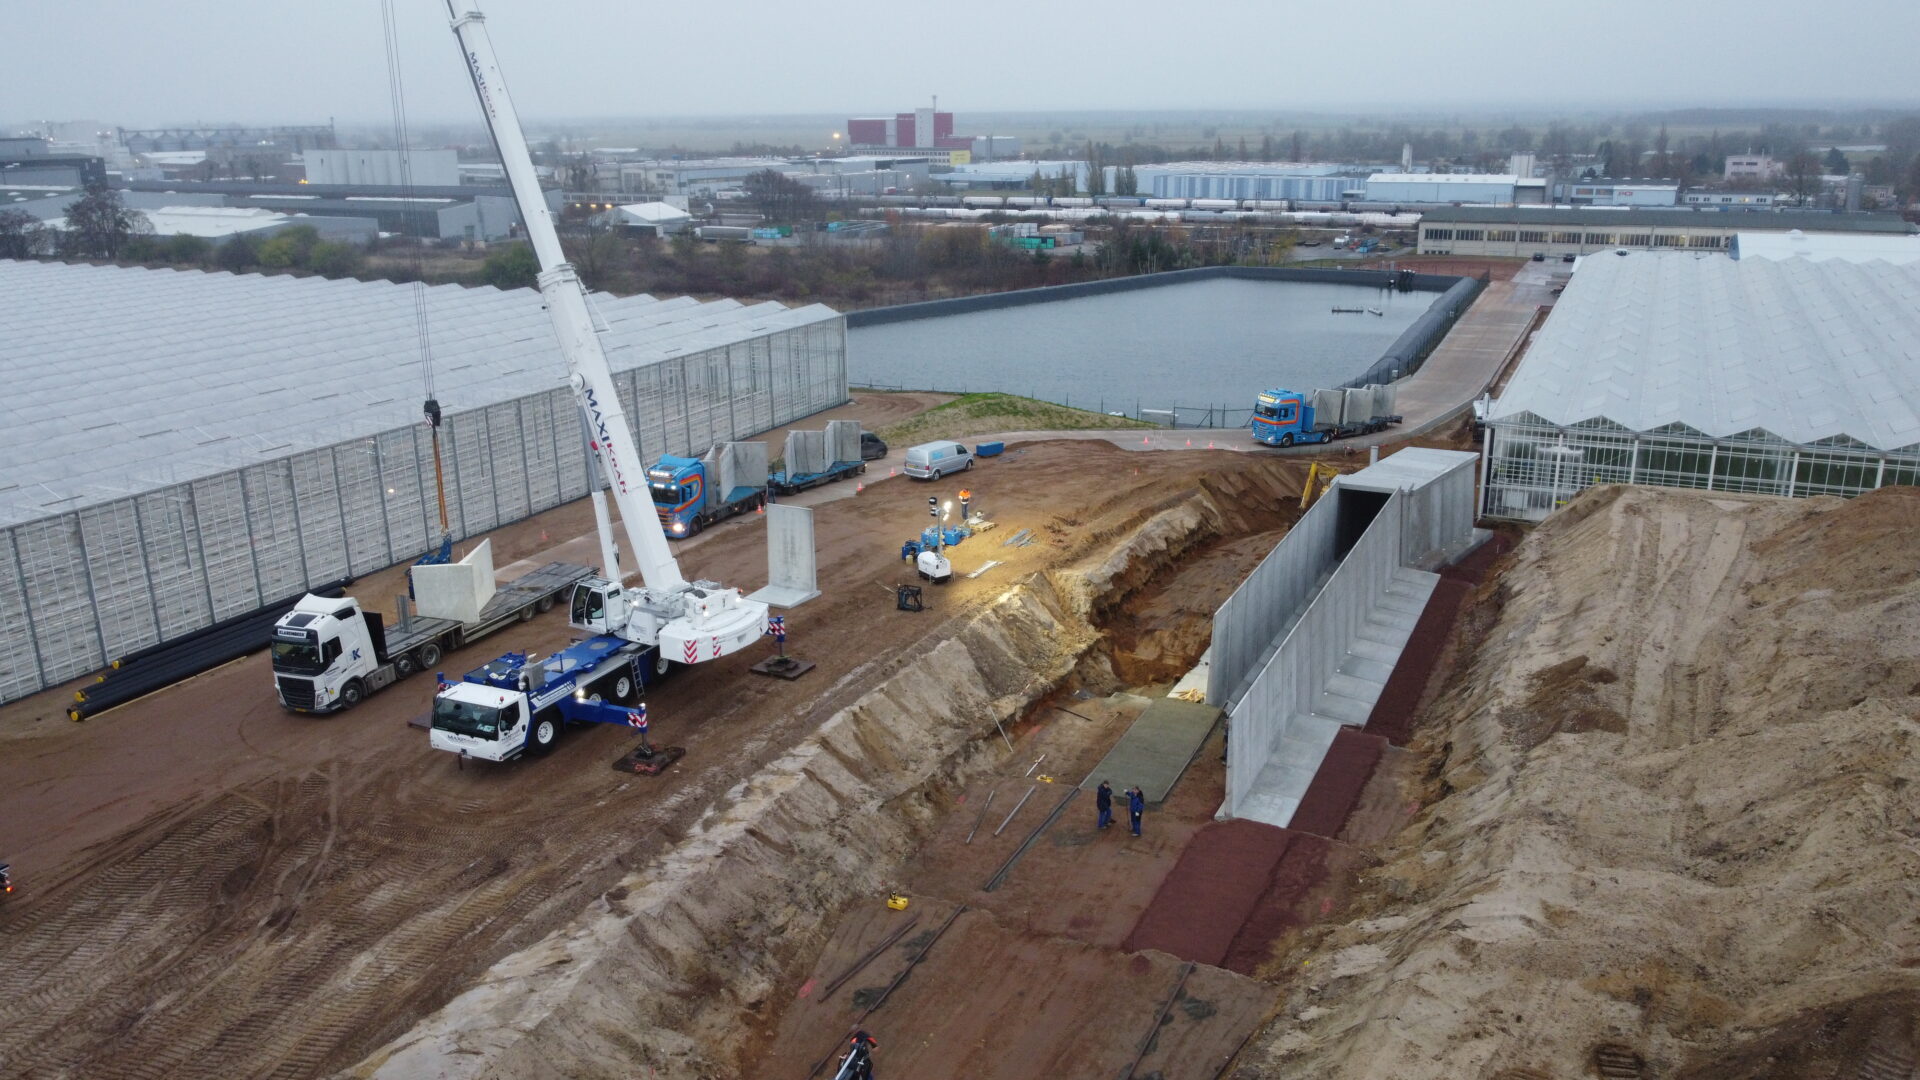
[1239,485,1920,1079]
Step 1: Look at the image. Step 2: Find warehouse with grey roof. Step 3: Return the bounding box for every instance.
[0,260,844,704]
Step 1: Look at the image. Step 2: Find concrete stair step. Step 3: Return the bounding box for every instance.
[1312,691,1375,726]
[1338,654,1395,683]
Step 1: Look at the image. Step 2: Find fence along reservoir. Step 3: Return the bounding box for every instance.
[848,277,1424,424]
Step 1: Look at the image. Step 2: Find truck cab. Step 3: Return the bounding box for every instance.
[271,595,391,712]
[428,637,644,762]
[649,455,706,537]
[1251,389,1319,447]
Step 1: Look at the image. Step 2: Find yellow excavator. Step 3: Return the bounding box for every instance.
[1300,462,1338,509]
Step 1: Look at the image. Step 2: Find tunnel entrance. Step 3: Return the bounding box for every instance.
[1333,487,1390,560]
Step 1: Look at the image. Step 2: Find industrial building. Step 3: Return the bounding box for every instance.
[117,181,556,241]
[300,149,461,188]
[0,260,846,705]
[615,158,790,196]
[1482,253,1920,521]
[1364,172,1518,204]
[0,137,107,189]
[1681,189,1779,209]
[54,205,377,243]
[1548,179,1679,207]
[1417,206,1913,258]
[939,160,1090,191]
[1111,162,1354,202]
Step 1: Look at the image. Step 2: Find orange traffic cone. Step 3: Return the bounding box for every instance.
[1185,438,1192,447]
[856,482,864,493]
[1142,436,1150,445]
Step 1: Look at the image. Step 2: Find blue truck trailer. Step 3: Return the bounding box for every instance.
[1251,385,1401,448]
[769,459,865,495]
[768,420,869,495]
[650,441,770,538]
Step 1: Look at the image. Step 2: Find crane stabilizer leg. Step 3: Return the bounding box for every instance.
[445,2,767,663]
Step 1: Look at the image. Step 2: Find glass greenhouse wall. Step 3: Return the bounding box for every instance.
[1482,412,1920,521]
[0,319,846,705]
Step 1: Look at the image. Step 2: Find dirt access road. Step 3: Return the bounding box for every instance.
[0,431,1316,1080]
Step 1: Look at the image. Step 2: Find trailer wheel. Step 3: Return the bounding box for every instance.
[536,595,555,614]
[518,605,535,623]
[338,679,365,710]
[1280,433,1294,447]
[530,715,560,755]
[417,642,443,670]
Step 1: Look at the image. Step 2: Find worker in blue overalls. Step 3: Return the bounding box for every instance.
[1095,780,1114,830]
[1127,786,1146,837]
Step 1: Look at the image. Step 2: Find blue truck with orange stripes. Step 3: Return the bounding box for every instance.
[1251,385,1401,447]
[649,442,769,538]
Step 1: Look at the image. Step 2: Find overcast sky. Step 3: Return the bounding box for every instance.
[5,0,1918,128]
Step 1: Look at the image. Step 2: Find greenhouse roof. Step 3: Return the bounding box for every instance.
[0,260,839,525]
[1490,252,1920,451]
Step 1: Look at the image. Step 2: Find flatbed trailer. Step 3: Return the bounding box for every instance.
[769,459,865,496]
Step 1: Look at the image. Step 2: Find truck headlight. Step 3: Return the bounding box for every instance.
[672,522,685,534]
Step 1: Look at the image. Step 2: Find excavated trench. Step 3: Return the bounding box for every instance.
[346,466,1303,1079]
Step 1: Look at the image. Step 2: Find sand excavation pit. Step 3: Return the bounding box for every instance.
[1235,484,1920,1080]
[741,513,1311,1080]
[0,427,1335,1079]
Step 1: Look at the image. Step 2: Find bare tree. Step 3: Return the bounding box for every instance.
[0,209,51,258]
[59,183,150,258]
[1783,151,1824,203]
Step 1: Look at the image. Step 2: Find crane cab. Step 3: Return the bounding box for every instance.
[569,579,627,636]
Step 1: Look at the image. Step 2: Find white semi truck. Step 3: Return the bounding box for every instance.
[270,561,592,713]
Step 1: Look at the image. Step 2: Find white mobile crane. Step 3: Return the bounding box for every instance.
[444,1,767,671]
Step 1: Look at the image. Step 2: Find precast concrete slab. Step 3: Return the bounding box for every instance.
[1081,697,1222,804]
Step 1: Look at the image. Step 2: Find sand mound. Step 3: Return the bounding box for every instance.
[1240,485,1920,1079]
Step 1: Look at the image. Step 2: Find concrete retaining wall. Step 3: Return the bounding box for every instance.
[1224,492,1405,820]
[1207,490,1341,710]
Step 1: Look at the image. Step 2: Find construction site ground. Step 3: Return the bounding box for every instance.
[0,397,1356,1079]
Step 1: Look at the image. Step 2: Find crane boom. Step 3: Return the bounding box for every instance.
[445,1,682,593]
[443,2,767,668]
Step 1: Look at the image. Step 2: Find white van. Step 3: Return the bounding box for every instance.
[903,441,974,479]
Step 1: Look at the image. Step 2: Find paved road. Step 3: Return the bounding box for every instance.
[977,264,1552,456]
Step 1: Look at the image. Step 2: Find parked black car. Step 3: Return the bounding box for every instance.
[860,432,888,460]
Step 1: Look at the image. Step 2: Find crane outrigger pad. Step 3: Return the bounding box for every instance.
[613,744,685,775]
[750,655,815,680]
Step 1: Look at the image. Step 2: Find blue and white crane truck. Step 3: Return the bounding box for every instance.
[271,562,594,713]
[651,441,768,538]
[428,635,661,761]
[411,3,772,766]
[768,420,868,496]
[1251,384,1401,448]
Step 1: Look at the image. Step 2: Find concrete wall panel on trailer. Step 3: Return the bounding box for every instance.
[0,318,847,705]
[1206,491,1341,709]
[1225,492,1406,822]
[1312,389,1346,425]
